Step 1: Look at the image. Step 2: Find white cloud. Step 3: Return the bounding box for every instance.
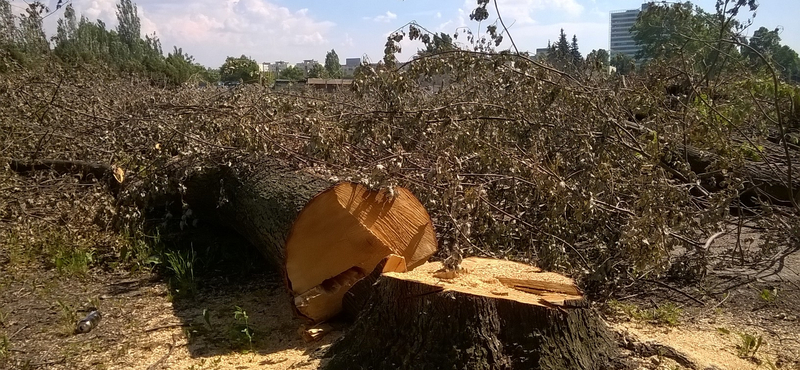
[364,11,397,23]
[61,0,335,66]
[342,33,354,47]
[436,11,442,19]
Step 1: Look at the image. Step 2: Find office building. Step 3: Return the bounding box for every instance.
[609,3,649,59]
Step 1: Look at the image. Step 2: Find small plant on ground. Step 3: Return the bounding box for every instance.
[607,300,682,326]
[55,299,78,336]
[0,332,10,362]
[737,332,763,358]
[652,302,682,326]
[165,246,197,298]
[759,288,777,303]
[232,306,254,352]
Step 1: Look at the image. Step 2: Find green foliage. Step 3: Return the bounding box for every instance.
[278,65,305,81]
[324,49,343,78]
[737,332,763,358]
[744,27,800,82]
[417,31,456,56]
[165,247,197,298]
[220,55,259,84]
[307,63,327,78]
[0,332,9,362]
[586,49,609,71]
[547,29,582,70]
[116,0,141,48]
[608,300,682,326]
[232,306,253,352]
[610,53,635,75]
[631,0,753,79]
[759,287,777,303]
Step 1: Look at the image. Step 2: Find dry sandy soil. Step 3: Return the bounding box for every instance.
[1,230,798,370]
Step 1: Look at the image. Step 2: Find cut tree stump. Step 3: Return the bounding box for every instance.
[182,158,437,323]
[324,257,620,370]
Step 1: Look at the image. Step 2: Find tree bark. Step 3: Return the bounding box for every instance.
[181,155,437,323]
[9,158,124,195]
[181,156,332,270]
[670,144,800,204]
[324,258,621,370]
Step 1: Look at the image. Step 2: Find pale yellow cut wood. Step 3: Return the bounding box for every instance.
[385,257,583,307]
[293,267,366,322]
[285,183,436,296]
[382,254,407,273]
[285,183,437,323]
[292,254,410,323]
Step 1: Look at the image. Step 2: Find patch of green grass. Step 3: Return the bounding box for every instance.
[0,308,9,327]
[5,227,97,276]
[120,228,164,271]
[53,247,95,276]
[652,302,682,326]
[608,300,682,326]
[759,288,777,303]
[737,332,763,358]
[165,246,197,298]
[0,332,10,362]
[55,299,78,336]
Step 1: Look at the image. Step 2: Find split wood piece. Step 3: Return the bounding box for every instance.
[286,183,437,323]
[324,257,619,370]
[298,323,334,343]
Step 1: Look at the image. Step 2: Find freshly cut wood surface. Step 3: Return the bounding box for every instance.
[386,257,585,307]
[325,257,617,370]
[285,182,437,322]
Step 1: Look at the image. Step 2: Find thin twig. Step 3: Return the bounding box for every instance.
[643,279,705,306]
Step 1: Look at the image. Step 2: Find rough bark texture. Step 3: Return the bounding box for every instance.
[181,156,332,270]
[674,144,800,204]
[9,158,123,195]
[324,275,620,370]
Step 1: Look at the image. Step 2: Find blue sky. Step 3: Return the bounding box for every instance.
[22,0,800,67]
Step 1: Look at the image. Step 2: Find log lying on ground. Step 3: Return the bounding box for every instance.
[182,157,437,323]
[8,158,125,194]
[625,122,800,204]
[324,257,620,370]
[670,144,800,204]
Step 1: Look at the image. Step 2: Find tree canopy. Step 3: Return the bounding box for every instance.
[220,55,259,84]
[324,49,343,79]
[278,65,305,81]
[307,63,327,78]
[744,26,800,82]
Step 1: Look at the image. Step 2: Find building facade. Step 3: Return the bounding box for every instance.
[342,57,362,77]
[295,59,320,75]
[609,3,649,59]
[261,61,290,75]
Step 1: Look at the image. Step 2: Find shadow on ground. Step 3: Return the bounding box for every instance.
[151,223,343,362]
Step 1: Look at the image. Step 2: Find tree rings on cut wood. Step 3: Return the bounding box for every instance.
[324,257,619,370]
[285,182,437,323]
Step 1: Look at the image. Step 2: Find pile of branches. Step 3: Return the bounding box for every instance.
[1,46,798,294]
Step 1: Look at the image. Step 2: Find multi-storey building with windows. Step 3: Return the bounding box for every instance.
[609,4,650,59]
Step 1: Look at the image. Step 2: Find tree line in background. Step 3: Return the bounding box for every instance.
[1,0,799,86]
[0,0,218,85]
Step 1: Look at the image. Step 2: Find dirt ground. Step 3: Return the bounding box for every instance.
[1,229,799,370]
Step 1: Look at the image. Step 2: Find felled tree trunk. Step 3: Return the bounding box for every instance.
[324,257,620,370]
[182,156,437,323]
[671,144,800,204]
[181,156,332,268]
[9,158,125,195]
